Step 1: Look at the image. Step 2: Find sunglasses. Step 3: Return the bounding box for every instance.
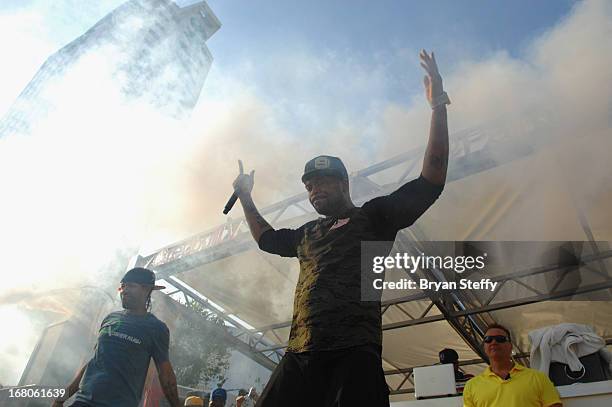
[483,335,509,344]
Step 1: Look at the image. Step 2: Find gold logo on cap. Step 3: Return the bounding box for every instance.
[314,157,330,169]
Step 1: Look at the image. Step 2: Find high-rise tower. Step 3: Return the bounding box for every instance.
[0,0,221,138]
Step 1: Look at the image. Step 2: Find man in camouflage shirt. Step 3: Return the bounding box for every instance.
[232,50,449,407]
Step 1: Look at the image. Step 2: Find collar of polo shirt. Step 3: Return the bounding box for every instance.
[484,362,524,379]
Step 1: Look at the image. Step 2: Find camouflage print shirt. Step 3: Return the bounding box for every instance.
[259,175,444,352]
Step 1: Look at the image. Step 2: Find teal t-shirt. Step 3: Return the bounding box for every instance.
[74,311,169,407]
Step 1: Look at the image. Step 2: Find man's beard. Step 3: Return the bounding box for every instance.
[312,195,343,216]
[121,296,132,309]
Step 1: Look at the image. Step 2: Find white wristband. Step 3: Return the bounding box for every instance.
[430,91,451,109]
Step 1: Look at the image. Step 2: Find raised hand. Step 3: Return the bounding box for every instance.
[419,49,444,105]
[232,159,255,198]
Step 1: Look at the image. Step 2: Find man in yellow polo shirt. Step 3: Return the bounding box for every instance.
[463,324,562,407]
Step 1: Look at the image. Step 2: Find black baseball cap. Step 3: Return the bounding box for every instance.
[121,267,166,290]
[439,348,459,364]
[301,155,349,183]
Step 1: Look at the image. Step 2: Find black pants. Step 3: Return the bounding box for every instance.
[256,344,390,407]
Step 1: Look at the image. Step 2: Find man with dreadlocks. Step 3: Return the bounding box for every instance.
[53,267,180,407]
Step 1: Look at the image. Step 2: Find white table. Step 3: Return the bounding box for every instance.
[391,380,612,407]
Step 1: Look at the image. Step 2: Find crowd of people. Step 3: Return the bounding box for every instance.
[182,387,258,407]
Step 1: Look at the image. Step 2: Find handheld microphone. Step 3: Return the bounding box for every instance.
[223,192,238,215]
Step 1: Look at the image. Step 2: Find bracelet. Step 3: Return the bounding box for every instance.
[430,91,451,109]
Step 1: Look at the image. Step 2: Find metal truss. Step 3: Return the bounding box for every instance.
[157,275,283,370]
[394,233,492,361]
[134,124,499,368]
[227,246,612,383]
[135,121,608,375]
[382,243,612,396]
[136,125,504,277]
[148,242,612,380]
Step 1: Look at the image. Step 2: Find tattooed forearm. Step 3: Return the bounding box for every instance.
[240,194,273,241]
[254,212,269,228]
[422,105,448,185]
[243,198,270,227]
[157,362,180,407]
[429,154,448,170]
[161,378,180,407]
[58,364,86,402]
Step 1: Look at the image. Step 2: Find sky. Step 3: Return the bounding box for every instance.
[1,0,611,387]
[0,0,576,122]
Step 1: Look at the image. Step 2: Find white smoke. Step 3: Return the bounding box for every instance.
[0,0,611,387]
